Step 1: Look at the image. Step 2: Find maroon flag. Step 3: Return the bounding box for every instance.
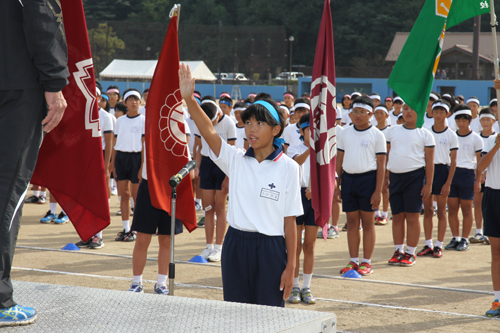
[31,0,110,242]
[310,0,337,238]
[146,5,197,232]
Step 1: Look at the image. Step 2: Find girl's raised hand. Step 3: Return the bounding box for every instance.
[179,63,195,100]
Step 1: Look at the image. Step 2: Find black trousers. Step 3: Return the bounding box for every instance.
[0,88,45,308]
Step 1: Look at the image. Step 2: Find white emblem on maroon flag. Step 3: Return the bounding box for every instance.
[159,89,189,158]
[311,75,336,166]
[73,58,101,138]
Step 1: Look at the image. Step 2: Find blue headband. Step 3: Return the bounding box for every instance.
[219,100,232,107]
[254,100,285,148]
[300,121,310,130]
[194,97,201,105]
[102,94,109,101]
[245,102,253,106]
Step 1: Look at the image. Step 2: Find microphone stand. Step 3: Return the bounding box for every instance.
[169,185,177,295]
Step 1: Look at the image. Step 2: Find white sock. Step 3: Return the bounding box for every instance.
[195,198,201,205]
[33,191,40,197]
[40,191,46,197]
[293,277,300,288]
[406,246,417,255]
[433,201,437,209]
[302,273,312,289]
[95,231,103,238]
[395,244,404,252]
[206,243,214,250]
[425,239,433,248]
[203,210,206,217]
[49,203,57,214]
[477,228,483,235]
[454,236,461,242]
[381,211,388,218]
[118,196,121,202]
[362,258,371,264]
[375,210,381,217]
[133,275,142,284]
[494,290,500,300]
[122,220,130,233]
[130,197,134,209]
[214,244,222,251]
[436,240,443,249]
[350,257,359,264]
[157,274,168,286]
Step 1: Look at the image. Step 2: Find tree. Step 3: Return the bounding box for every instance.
[88,23,126,74]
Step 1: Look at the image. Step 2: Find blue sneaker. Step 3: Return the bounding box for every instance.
[0,305,37,327]
[54,212,69,224]
[128,283,143,293]
[154,283,169,295]
[486,299,500,317]
[40,210,57,223]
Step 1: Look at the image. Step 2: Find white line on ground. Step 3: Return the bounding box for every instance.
[12,267,499,321]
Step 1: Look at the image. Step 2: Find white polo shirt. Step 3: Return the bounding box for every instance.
[114,114,145,152]
[235,124,246,150]
[283,123,302,147]
[287,143,310,187]
[456,130,483,169]
[209,142,303,236]
[483,134,500,190]
[337,125,386,174]
[193,114,237,157]
[386,125,436,173]
[429,126,459,165]
[99,108,114,150]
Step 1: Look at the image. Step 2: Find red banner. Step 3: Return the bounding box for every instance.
[31,0,110,242]
[146,7,197,232]
[310,0,337,236]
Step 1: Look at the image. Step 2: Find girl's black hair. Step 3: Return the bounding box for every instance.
[440,95,456,111]
[122,88,142,101]
[341,95,351,108]
[101,94,110,112]
[114,102,128,114]
[220,96,233,106]
[233,101,246,109]
[432,99,451,112]
[243,97,253,105]
[95,81,102,92]
[453,104,472,121]
[283,91,294,98]
[143,88,150,94]
[479,107,495,116]
[201,95,216,102]
[352,95,374,109]
[255,92,272,101]
[106,85,120,96]
[200,95,218,120]
[430,91,441,100]
[375,104,388,111]
[298,113,310,127]
[241,99,285,138]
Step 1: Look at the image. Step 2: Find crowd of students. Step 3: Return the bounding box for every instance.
[23,71,500,316]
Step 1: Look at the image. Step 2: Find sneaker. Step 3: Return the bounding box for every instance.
[75,239,91,248]
[400,253,416,266]
[469,233,484,244]
[300,288,316,304]
[89,236,104,249]
[317,228,323,238]
[197,217,205,227]
[128,283,143,293]
[130,208,134,216]
[357,262,373,276]
[40,210,57,223]
[123,231,136,242]
[456,238,469,251]
[340,261,359,274]
[116,210,121,216]
[154,283,169,295]
[327,226,339,239]
[417,245,433,256]
[195,202,203,211]
[287,287,301,304]
[111,187,118,196]
[54,212,69,224]
[200,246,213,259]
[483,235,491,245]
[24,195,39,204]
[486,299,500,317]
[208,248,222,262]
[375,217,388,226]
[444,238,460,250]
[0,305,37,327]
[433,246,443,258]
[341,223,347,231]
[37,196,46,204]
[388,250,403,265]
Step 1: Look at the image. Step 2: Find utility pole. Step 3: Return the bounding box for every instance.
[472,15,481,80]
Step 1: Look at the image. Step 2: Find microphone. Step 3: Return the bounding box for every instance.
[169,160,197,188]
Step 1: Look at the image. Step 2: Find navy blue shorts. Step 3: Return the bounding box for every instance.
[449,167,475,200]
[115,151,141,183]
[221,226,286,307]
[199,156,226,190]
[296,188,316,226]
[483,187,500,238]
[341,170,377,212]
[389,168,425,215]
[432,164,449,195]
[131,180,183,235]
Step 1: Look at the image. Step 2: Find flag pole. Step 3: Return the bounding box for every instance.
[490,0,500,102]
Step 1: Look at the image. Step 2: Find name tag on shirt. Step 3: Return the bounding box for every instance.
[360,139,370,148]
[439,138,449,145]
[260,188,280,201]
[463,143,473,153]
[131,126,141,133]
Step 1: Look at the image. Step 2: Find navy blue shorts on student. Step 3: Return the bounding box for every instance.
[199,156,226,190]
[221,226,286,307]
[115,151,141,183]
[449,167,475,200]
[296,187,316,226]
[341,170,377,212]
[131,179,183,235]
[483,187,500,238]
[431,164,449,195]
[389,168,425,215]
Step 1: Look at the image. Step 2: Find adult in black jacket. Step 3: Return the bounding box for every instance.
[0,0,69,327]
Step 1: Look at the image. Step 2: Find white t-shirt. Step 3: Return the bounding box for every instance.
[337,125,387,174]
[186,117,197,157]
[287,143,310,187]
[470,116,481,133]
[386,125,436,173]
[456,130,483,169]
[139,106,146,117]
[423,113,449,130]
[429,126,459,165]
[341,109,352,125]
[208,142,303,236]
[114,114,145,152]
[193,114,237,157]
[337,106,348,121]
[377,126,390,139]
[99,108,114,150]
[483,134,500,190]
[389,110,402,127]
[283,123,302,147]
[235,124,246,150]
[109,107,115,118]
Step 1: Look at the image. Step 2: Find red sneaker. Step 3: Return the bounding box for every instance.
[340,261,359,274]
[357,262,373,276]
[433,246,443,258]
[388,250,403,265]
[417,245,433,256]
[375,217,388,225]
[400,253,416,266]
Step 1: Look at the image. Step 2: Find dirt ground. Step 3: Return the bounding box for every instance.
[11,194,500,332]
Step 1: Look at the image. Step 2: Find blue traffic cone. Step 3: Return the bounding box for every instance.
[342,270,362,278]
[189,255,208,263]
[62,243,80,251]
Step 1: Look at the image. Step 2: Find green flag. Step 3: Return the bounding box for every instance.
[388,0,491,127]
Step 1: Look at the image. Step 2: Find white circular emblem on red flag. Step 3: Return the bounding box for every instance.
[159,89,189,158]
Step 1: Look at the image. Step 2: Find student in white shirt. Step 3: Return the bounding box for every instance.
[337,94,351,126]
[219,95,236,123]
[106,85,121,117]
[373,105,390,225]
[385,103,435,267]
[417,100,458,259]
[445,105,483,252]
[340,92,361,126]
[467,97,482,133]
[138,88,149,116]
[179,63,302,307]
[422,92,440,128]
[283,98,310,152]
[336,96,386,276]
[389,97,403,126]
[232,102,247,150]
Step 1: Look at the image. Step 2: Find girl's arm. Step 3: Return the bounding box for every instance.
[179,64,222,157]
[280,216,297,300]
[421,147,434,200]
[292,149,310,166]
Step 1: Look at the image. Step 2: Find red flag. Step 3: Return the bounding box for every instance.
[310,0,337,237]
[146,5,197,232]
[31,0,110,242]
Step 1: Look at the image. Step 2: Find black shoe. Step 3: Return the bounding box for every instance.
[89,236,104,249]
[24,195,40,203]
[75,239,91,248]
[445,238,460,250]
[197,217,205,227]
[456,237,469,251]
[115,229,127,241]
